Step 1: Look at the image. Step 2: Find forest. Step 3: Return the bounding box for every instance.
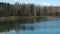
[0,2,60,17]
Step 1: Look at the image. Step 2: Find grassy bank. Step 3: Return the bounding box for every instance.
[0,16,60,22]
[0,16,17,21]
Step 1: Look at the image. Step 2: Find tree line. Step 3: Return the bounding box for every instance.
[0,2,60,17]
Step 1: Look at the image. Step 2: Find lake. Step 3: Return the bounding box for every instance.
[0,18,60,34]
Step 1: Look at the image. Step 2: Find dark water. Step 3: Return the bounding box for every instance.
[0,18,60,34]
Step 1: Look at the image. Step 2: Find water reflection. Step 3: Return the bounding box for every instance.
[0,18,60,34]
[0,18,43,32]
[19,18,48,23]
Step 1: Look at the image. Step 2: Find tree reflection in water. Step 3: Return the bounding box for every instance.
[0,18,47,33]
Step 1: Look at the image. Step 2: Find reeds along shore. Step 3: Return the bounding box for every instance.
[0,16,60,22]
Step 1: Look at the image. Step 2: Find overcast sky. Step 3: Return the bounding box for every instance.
[0,0,60,6]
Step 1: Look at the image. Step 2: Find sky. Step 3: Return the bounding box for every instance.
[0,0,60,6]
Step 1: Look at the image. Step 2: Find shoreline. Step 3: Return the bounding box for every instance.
[0,16,60,22]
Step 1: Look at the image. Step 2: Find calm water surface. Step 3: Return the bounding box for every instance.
[0,18,60,34]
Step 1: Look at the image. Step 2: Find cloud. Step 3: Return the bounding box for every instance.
[13,0,20,2]
[40,2,52,6]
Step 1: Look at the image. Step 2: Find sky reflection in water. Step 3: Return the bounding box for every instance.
[0,18,60,34]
